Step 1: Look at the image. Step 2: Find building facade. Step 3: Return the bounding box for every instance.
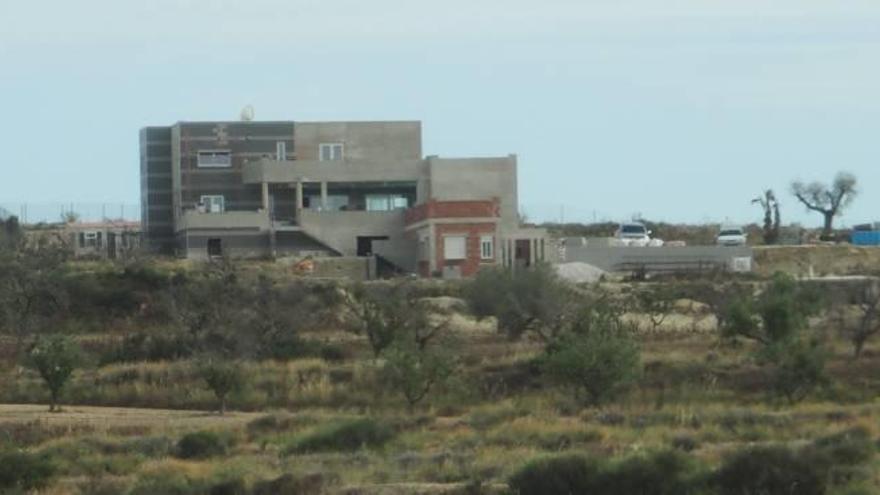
[140,120,545,277]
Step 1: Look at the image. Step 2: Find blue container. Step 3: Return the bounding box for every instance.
[851,231,880,246]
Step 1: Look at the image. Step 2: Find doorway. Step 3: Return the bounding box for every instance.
[356,236,389,257]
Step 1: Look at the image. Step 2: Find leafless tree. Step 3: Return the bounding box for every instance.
[791,172,857,239]
[751,189,781,245]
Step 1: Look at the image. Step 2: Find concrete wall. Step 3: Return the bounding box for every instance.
[564,245,754,273]
[181,230,270,260]
[177,211,270,231]
[294,121,421,161]
[299,209,406,256]
[427,156,518,230]
[243,159,426,184]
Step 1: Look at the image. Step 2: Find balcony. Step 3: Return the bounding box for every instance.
[242,158,426,184]
[176,210,270,232]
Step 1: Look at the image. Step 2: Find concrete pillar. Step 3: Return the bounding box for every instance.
[428,225,437,275]
[294,182,303,224]
[261,182,269,211]
[320,181,328,211]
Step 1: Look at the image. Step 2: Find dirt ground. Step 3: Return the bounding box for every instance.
[0,404,260,431]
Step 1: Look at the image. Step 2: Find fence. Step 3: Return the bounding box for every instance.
[0,203,140,225]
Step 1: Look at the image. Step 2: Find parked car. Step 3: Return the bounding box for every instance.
[716,226,747,246]
[615,222,662,246]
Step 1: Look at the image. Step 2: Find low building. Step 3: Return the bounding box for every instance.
[25,221,141,259]
[140,119,545,277]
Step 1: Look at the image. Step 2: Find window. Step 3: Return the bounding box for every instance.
[276,141,287,160]
[207,238,223,257]
[81,231,98,248]
[197,150,232,168]
[200,195,225,213]
[443,235,466,260]
[366,194,409,212]
[319,143,344,161]
[480,235,494,260]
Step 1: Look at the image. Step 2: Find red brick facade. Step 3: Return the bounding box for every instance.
[434,223,497,277]
[405,198,500,225]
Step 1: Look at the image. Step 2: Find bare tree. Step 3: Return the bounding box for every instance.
[751,190,781,245]
[791,172,857,239]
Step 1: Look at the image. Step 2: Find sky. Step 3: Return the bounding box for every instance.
[1,0,878,227]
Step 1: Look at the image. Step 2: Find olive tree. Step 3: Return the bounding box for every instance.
[465,263,577,343]
[26,334,81,412]
[381,336,456,412]
[541,303,641,406]
[791,172,857,239]
[198,358,244,415]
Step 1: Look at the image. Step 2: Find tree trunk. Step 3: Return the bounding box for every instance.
[220,395,227,415]
[49,390,58,413]
[822,212,834,239]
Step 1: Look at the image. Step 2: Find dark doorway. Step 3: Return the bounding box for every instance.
[207,238,223,257]
[356,236,389,257]
[107,232,117,259]
[515,239,532,268]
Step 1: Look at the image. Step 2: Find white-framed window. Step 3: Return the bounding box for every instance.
[443,235,466,260]
[480,235,494,260]
[197,150,232,168]
[319,143,344,161]
[276,141,287,160]
[82,231,98,248]
[200,195,225,213]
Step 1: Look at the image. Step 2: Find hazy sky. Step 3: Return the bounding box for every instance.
[1,0,878,226]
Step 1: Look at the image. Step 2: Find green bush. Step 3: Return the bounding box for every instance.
[508,453,599,495]
[715,446,824,495]
[175,431,229,459]
[541,309,641,405]
[0,450,55,491]
[252,473,325,495]
[598,450,706,495]
[209,478,247,495]
[509,450,708,495]
[284,418,393,454]
[26,334,82,412]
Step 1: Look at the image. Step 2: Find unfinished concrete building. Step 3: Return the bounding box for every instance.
[140,120,545,277]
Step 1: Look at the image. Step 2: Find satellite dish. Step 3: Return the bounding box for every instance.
[240,105,255,122]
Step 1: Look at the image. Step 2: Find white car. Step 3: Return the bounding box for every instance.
[716,226,747,246]
[615,222,663,247]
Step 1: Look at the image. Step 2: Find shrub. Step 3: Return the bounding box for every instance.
[0,450,55,491]
[598,450,706,495]
[812,426,876,466]
[715,446,824,495]
[26,334,82,412]
[382,337,455,411]
[285,418,393,454]
[671,433,699,452]
[198,359,245,415]
[508,454,600,495]
[541,310,641,405]
[465,263,575,342]
[770,338,828,404]
[175,431,228,459]
[252,473,325,495]
[209,478,247,495]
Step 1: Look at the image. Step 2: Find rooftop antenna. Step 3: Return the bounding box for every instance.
[240,105,255,122]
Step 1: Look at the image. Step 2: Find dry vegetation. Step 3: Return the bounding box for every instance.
[2,240,880,493]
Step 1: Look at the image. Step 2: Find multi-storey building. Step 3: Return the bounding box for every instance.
[140,119,546,277]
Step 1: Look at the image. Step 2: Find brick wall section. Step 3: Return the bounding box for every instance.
[435,223,496,277]
[405,198,500,225]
